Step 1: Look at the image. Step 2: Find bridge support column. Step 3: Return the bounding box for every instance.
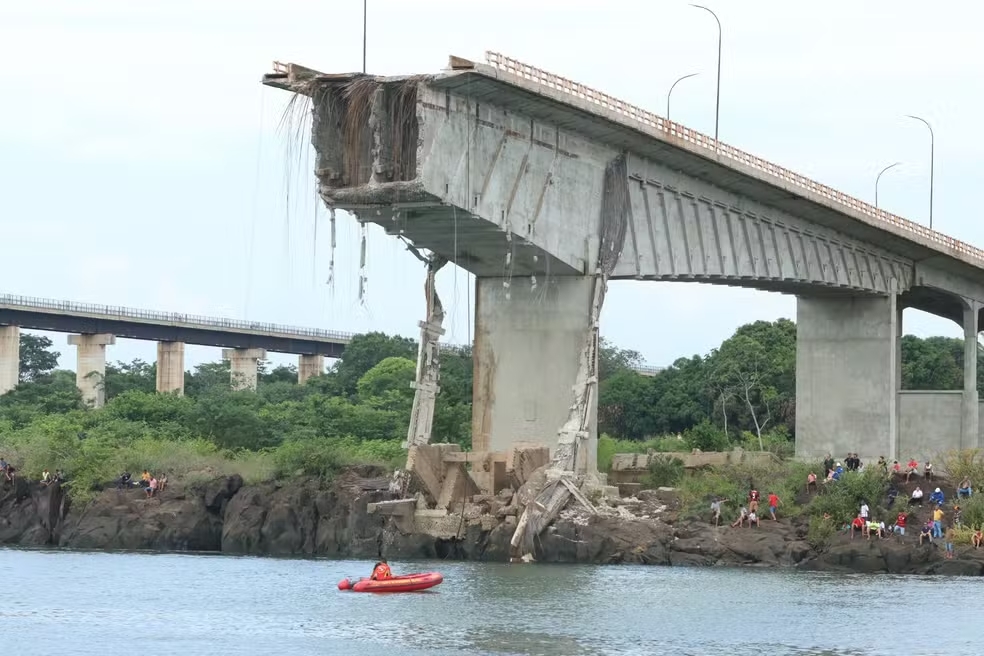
[68,333,116,408]
[962,302,979,449]
[297,354,324,384]
[0,325,19,395]
[472,276,598,488]
[156,341,185,396]
[222,348,266,391]
[795,295,901,461]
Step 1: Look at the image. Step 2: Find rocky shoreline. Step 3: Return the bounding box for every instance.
[1,469,982,576]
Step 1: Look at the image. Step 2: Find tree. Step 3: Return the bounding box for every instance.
[104,359,157,400]
[599,338,644,380]
[331,332,417,397]
[599,370,656,440]
[708,320,795,449]
[184,361,231,397]
[357,356,416,414]
[19,333,59,382]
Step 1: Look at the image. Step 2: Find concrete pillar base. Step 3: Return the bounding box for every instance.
[222,348,266,391]
[472,275,598,487]
[795,295,900,460]
[156,341,185,396]
[297,354,324,384]
[0,325,19,395]
[68,333,116,408]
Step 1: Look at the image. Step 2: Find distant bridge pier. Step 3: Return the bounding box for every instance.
[222,347,266,391]
[472,276,599,485]
[68,333,115,408]
[0,325,19,395]
[156,341,185,396]
[961,301,980,450]
[297,354,324,384]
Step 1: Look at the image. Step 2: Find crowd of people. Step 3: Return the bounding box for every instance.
[116,469,168,498]
[708,452,982,559]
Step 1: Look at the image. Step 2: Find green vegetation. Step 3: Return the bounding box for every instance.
[1,321,980,502]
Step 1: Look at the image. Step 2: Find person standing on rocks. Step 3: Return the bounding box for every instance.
[710,497,724,526]
[767,492,780,521]
[748,489,760,514]
[893,511,907,540]
[823,454,834,479]
[932,506,945,539]
[944,525,956,559]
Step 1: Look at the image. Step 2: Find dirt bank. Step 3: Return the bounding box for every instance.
[1,470,981,576]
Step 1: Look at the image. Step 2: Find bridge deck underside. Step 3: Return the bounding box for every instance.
[0,309,346,357]
[348,201,580,278]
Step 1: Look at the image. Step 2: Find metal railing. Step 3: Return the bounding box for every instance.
[1,292,666,373]
[484,52,984,266]
[0,293,354,342]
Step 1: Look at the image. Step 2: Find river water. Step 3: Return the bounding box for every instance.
[0,548,979,655]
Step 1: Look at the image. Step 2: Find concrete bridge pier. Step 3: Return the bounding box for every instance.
[297,354,324,384]
[222,347,266,391]
[795,295,901,460]
[471,275,599,490]
[156,341,185,396]
[0,325,19,395]
[68,333,115,408]
[961,302,979,449]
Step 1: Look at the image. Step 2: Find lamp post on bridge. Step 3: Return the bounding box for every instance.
[667,72,700,121]
[690,4,722,142]
[905,115,935,230]
[875,162,901,209]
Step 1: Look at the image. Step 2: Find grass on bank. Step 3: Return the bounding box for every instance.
[0,414,405,503]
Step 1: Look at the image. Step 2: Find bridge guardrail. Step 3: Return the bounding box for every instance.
[484,52,984,267]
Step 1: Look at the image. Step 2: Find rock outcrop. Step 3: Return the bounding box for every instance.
[1,470,982,577]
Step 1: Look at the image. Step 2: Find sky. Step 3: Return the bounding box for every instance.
[1,0,982,374]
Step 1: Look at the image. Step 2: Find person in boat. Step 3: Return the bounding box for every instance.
[370,559,393,580]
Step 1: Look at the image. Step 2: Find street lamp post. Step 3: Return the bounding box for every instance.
[875,162,902,208]
[905,115,935,230]
[362,0,368,73]
[667,73,700,121]
[690,4,722,142]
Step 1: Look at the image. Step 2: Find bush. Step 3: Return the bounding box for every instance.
[807,514,837,550]
[808,468,891,524]
[937,449,984,484]
[646,454,684,488]
[958,494,984,530]
[684,419,730,452]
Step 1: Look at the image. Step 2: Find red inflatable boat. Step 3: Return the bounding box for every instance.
[337,571,443,593]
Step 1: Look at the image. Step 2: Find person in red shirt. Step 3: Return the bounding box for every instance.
[905,459,919,483]
[893,512,907,538]
[851,515,865,539]
[767,492,781,520]
[748,489,760,513]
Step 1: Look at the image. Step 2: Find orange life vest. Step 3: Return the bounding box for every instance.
[372,563,392,580]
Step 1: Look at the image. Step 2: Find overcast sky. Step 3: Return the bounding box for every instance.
[1,0,981,373]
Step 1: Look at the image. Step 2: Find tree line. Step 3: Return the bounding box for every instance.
[3,322,979,460]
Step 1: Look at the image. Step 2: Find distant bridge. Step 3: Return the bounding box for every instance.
[0,293,666,404]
